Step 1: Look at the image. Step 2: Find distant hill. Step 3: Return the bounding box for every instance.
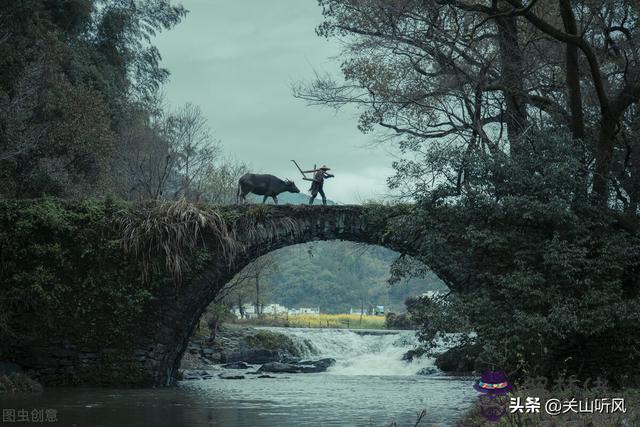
[261,241,447,313]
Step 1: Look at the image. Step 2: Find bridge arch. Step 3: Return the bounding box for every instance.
[151,205,426,386]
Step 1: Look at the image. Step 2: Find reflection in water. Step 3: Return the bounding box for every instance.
[1,329,477,426]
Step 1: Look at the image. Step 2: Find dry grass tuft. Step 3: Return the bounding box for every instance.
[116,200,302,284]
[117,199,241,283]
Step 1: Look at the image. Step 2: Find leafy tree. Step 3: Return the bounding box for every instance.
[297,0,640,206]
[0,0,188,199]
[396,132,640,384]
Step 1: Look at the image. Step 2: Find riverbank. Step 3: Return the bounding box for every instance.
[0,363,43,394]
[0,372,43,393]
[179,324,318,379]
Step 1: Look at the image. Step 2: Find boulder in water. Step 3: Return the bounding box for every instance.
[416,367,439,376]
[279,354,301,364]
[218,373,246,380]
[258,362,303,374]
[181,370,210,381]
[222,361,251,370]
[298,358,336,373]
[222,348,283,364]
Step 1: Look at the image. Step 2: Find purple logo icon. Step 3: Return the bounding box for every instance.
[474,370,512,422]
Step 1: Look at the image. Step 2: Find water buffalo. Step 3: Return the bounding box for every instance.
[237,173,300,204]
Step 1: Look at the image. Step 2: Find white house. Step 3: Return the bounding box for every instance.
[263,303,288,316]
[231,303,323,318]
[231,303,259,319]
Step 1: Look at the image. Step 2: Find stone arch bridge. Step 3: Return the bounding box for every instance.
[5,203,441,387]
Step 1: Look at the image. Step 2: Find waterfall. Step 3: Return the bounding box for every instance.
[263,327,437,376]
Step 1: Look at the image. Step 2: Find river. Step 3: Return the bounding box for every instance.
[1,328,478,426]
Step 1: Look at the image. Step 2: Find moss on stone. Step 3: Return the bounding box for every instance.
[243,330,302,357]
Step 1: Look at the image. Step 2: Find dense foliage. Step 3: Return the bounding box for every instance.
[0,1,245,202]
[398,133,640,385]
[0,199,159,352]
[0,198,238,384]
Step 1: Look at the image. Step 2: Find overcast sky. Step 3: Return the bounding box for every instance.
[154,0,396,204]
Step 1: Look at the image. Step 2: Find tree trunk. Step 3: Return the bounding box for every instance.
[628,145,640,215]
[559,0,589,204]
[559,0,585,140]
[238,296,245,319]
[495,15,528,153]
[593,117,617,203]
[255,274,260,317]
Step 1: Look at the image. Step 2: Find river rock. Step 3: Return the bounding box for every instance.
[434,344,480,373]
[257,362,302,374]
[182,371,203,381]
[222,348,283,364]
[218,373,245,380]
[279,355,301,364]
[416,367,439,376]
[222,362,250,370]
[297,358,336,373]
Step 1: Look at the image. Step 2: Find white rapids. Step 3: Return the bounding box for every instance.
[262,327,437,376]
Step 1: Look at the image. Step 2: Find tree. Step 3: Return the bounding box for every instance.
[199,160,249,205]
[392,131,640,384]
[297,0,640,208]
[111,102,174,200]
[259,242,442,313]
[219,253,279,318]
[0,0,188,199]
[297,1,640,383]
[164,103,222,201]
[111,100,246,203]
[0,48,114,198]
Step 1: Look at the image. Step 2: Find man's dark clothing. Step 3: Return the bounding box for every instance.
[309,169,333,205]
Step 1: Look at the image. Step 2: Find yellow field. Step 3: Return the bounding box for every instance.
[238,313,387,329]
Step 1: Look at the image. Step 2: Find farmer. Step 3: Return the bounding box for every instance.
[303,165,334,205]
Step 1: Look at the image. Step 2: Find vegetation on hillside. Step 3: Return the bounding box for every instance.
[224,241,447,314]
